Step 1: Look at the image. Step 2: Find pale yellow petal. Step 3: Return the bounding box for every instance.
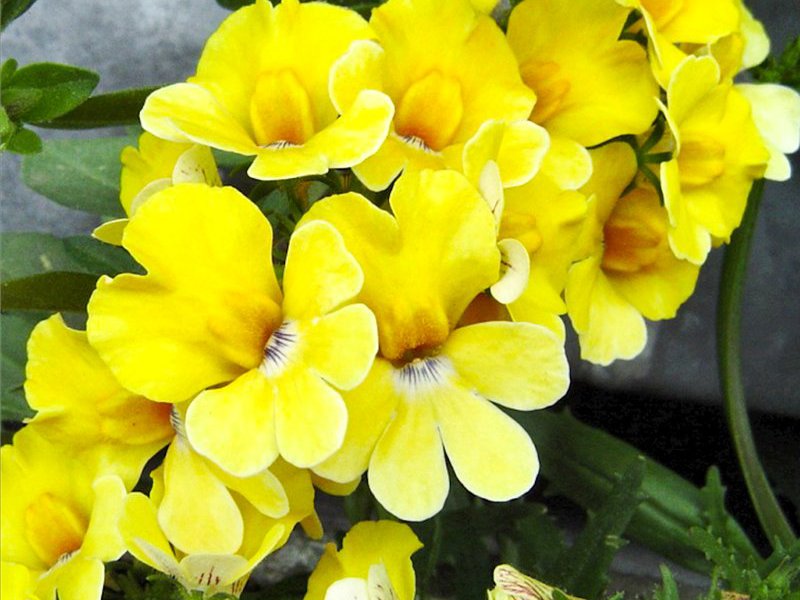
[445,322,568,410]
[36,554,105,600]
[92,219,128,246]
[661,160,711,264]
[210,464,289,519]
[433,382,538,501]
[282,221,364,320]
[566,256,647,365]
[302,304,378,390]
[313,360,399,484]
[80,475,126,562]
[275,368,348,468]
[141,83,256,154]
[159,437,243,555]
[186,369,278,477]
[539,136,593,190]
[491,238,530,304]
[352,134,409,191]
[368,396,448,521]
[118,493,181,577]
[330,40,387,114]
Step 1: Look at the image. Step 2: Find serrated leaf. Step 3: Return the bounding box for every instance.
[0,0,37,31]
[36,86,159,129]
[0,272,98,312]
[552,457,646,598]
[0,311,45,422]
[5,127,41,154]
[21,134,136,215]
[5,62,99,122]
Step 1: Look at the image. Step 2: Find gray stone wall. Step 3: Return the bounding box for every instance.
[1,0,798,415]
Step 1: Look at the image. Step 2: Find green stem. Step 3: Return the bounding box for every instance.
[717,178,796,550]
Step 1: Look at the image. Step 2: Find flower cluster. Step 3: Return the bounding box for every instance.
[2,0,798,598]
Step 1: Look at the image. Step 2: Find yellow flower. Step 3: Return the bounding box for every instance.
[94,132,221,245]
[736,83,800,182]
[87,183,378,476]
[659,56,768,264]
[507,0,658,147]
[305,521,422,600]
[1,428,126,600]
[118,458,317,598]
[140,0,393,181]
[24,313,173,488]
[565,143,700,365]
[301,170,569,520]
[329,0,536,190]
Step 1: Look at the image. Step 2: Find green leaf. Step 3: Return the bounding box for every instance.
[0,0,38,30]
[0,58,18,86]
[505,508,567,580]
[5,127,42,154]
[0,106,15,139]
[751,36,800,91]
[36,86,159,129]
[654,565,680,600]
[1,272,98,312]
[21,134,137,215]
[216,0,254,9]
[553,457,646,598]
[1,86,43,119]
[6,62,99,122]
[515,409,758,574]
[1,232,138,281]
[0,311,45,422]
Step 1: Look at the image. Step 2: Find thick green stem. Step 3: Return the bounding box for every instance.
[717,178,796,550]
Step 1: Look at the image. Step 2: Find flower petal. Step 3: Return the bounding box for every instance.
[368,395,448,521]
[186,369,278,477]
[87,184,282,403]
[282,221,364,320]
[433,381,538,501]
[158,437,243,555]
[445,322,568,410]
[303,304,378,390]
[275,368,348,468]
[141,83,256,154]
[313,360,399,483]
[119,493,181,578]
[330,40,387,115]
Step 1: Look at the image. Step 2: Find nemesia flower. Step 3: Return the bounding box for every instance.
[1,428,126,600]
[329,0,538,190]
[565,143,699,365]
[140,0,394,181]
[507,0,659,147]
[23,313,173,488]
[305,521,422,600]
[86,183,378,477]
[489,564,582,600]
[659,55,768,264]
[94,132,221,245]
[301,169,569,520]
[118,458,317,598]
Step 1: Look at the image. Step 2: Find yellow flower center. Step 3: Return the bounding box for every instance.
[602,190,668,274]
[250,70,316,147]
[519,60,570,125]
[394,71,463,152]
[678,136,726,187]
[25,493,88,567]
[99,394,174,444]
[499,212,543,255]
[392,355,451,394]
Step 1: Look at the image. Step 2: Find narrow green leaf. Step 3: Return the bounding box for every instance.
[516,409,758,573]
[36,86,159,129]
[62,236,140,275]
[654,565,680,600]
[0,58,18,85]
[554,457,646,598]
[0,0,38,30]
[0,311,45,422]
[5,127,41,154]
[507,509,567,580]
[0,271,98,312]
[21,134,136,215]
[6,62,99,122]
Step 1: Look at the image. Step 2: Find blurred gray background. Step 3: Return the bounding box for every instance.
[1,0,798,417]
